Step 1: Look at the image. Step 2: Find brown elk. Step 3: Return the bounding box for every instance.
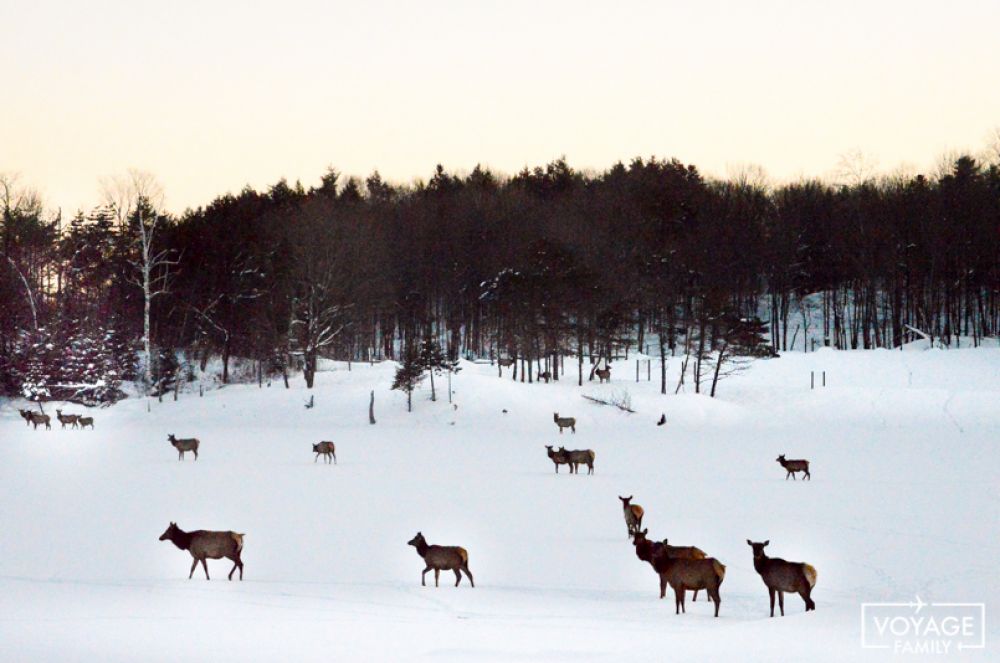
[565,448,596,474]
[544,445,570,473]
[56,409,79,429]
[776,454,810,480]
[645,538,725,617]
[747,540,817,616]
[538,371,551,382]
[78,416,94,429]
[619,495,644,539]
[633,529,709,601]
[159,522,244,580]
[168,434,199,460]
[595,364,612,383]
[407,532,474,588]
[313,441,336,464]
[18,409,34,426]
[553,412,576,434]
[498,358,515,368]
[29,412,51,430]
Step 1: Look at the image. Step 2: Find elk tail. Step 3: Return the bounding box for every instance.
[232,532,245,552]
[802,563,817,588]
[712,559,726,582]
[458,547,469,564]
[588,450,596,462]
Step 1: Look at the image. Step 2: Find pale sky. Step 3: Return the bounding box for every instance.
[3,0,999,214]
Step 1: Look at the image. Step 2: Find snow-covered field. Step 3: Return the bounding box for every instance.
[1,347,998,661]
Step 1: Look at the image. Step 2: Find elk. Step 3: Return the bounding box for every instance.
[29,412,50,430]
[168,434,199,461]
[78,416,94,429]
[538,371,551,382]
[56,409,79,429]
[313,441,336,464]
[566,448,596,474]
[407,532,474,588]
[642,536,725,617]
[159,522,244,580]
[776,454,810,480]
[595,364,612,383]
[553,412,576,434]
[619,495,644,539]
[18,409,33,426]
[747,540,817,616]
[497,358,515,368]
[544,445,570,473]
[633,529,709,601]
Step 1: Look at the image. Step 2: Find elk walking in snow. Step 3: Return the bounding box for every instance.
[168,434,199,460]
[56,409,79,429]
[18,409,34,426]
[747,540,817,616]
[407,532,474,587]
[159,522,244,580]
[544,445,570,473]
[619,495,644,539]
[566,448,596,474]
[313,441,336,464]
[776,454,810,480]
[553,412,576,434]
[77,416,94,429]
[646,539,725,617]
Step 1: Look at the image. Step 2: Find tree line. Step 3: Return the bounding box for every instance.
[2,150,998,402]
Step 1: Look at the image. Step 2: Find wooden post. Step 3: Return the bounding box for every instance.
[822,371,826,387]
[810,371,814,390]
[636,360,639,383]
[369,390,376,424]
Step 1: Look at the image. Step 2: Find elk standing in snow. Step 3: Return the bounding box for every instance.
[544,445,570,473]
[566,448,596,474]
[747,540,817,616]
[776,454,810,480]
[313,441,336,464]
[159,522,245,580]
[595,364,612,383]
[553,412,576,434]
[78,416,94,429]
[407,532,474,588]
[29,412,50,430]
[619,495,644,539]
[18,409,33,426]
[168,434,199,460]
[633,529,711,601]
[56,409,79,429]
[648,540,725,617]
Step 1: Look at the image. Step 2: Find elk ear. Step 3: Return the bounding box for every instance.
[763,540,770,547]
[746,539,752,546]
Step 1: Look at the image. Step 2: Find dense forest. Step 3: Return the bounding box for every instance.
[2,150,998,403]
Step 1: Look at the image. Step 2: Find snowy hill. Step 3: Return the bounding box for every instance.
[1,348,998,661]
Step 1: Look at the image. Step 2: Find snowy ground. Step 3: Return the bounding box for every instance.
[1,347,998,661]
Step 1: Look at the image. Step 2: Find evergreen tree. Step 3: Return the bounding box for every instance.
[391,348,425,412]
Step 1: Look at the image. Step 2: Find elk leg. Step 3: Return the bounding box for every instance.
[571,425,575,433]
[454,569,462,586]
[189,558,199,579]
[462,564,474,588]
[769,587,775,617]
[201,559,210,580]
[710,587,720,617]
[332,452,336,464]
[315,453,319,463]
[778,590,785,616]
[434,569,440,587]
[692,589,699,602]
[805,469,811,480]
[673,586,682,614]
[421,567,430,586]
[801,586,814,611]
[678,587,686,613]
[659,574,668,599]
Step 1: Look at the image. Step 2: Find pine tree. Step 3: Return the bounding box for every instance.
[391,348,425,412]
[417,337,449,401]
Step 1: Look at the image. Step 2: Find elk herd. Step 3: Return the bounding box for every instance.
[12,399,818,622]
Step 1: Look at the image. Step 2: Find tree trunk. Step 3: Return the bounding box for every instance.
[369,390,376,424]
[429,368,436,401]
